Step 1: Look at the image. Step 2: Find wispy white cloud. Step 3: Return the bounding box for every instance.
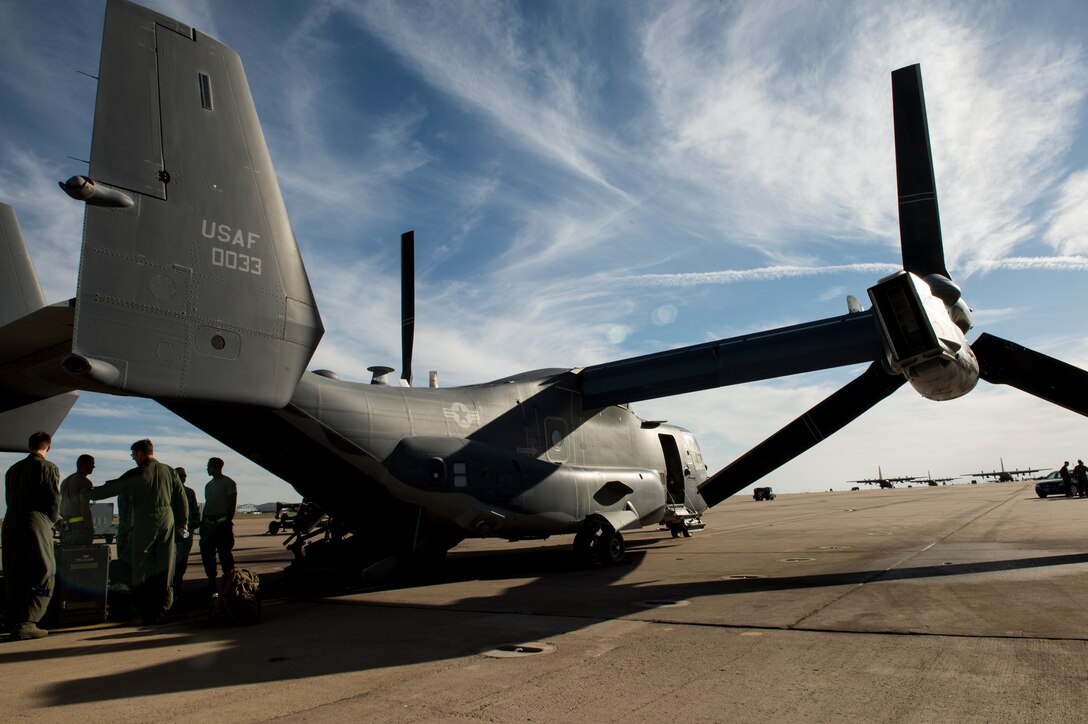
[637,1,1087,276]
[336,0,624,191]
[977,255,1088,272]
[630,263,901,287]
[1043,170,1088,255]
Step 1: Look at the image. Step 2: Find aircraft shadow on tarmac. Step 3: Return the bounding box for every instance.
[11,547,1088,706]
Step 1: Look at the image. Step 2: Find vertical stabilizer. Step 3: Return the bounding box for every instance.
[67,0,323,407]
[0,203,78,449]
[0,203,47,327]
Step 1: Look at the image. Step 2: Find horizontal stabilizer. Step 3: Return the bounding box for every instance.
[0,393,79,452]
[68,0,323,407]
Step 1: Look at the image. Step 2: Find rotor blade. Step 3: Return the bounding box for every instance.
[973,333,1088,416]
[698,361,906,507]
[401,230,415,386]
[892,64,948,279]
[581,311,883,408]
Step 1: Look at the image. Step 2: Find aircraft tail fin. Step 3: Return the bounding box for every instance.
[63,0,323,407]
[0,203,47,327]
[0,393,80,452]
[0,203,79,449]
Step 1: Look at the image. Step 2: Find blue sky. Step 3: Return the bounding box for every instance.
[2,0,1087,508]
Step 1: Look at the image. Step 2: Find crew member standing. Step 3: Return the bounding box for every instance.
[200,457,237,591]
[87,439,188,623]
[1060,461,1073,497]
[3,432,61,640]
[1074,460,1088,499]
[58,454,96,546]
[172,467,201,593]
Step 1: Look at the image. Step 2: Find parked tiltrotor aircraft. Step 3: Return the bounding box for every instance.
[3,0,1087,574]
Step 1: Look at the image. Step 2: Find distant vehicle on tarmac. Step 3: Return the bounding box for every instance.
[753,487,776,501]
[1035,471,1076,498]
[268,502,302,535]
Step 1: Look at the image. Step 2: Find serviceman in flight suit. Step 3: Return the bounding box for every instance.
[3,432,60,640]
[58,454,96,546]
[87,439,188,624]
[172,467,201,594]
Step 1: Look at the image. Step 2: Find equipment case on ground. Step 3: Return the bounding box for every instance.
[47,544,110,627]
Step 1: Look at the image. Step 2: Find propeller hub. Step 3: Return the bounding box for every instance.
[868,271,979,401]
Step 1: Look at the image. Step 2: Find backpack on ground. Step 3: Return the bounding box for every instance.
[209,568,261,625]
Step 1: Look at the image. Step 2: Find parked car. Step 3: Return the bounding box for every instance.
[1035,471,1075,498]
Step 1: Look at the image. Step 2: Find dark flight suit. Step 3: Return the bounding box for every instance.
[172,486,200,592]
[112,490,133,587]
[88,459,188,620]
[1074,463,1088,498]
[1060,465,1073,496]
[3,452,60,628]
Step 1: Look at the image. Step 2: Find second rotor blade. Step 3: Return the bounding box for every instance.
[974,333,1088,417]
[892,64,948,279]
[698,362,906,507]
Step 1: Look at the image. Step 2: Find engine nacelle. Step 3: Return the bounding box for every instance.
[868,271,979,401]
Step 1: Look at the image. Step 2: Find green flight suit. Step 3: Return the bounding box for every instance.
[88,459,188,619]
[173,486,200,591]
[3,452,60,626]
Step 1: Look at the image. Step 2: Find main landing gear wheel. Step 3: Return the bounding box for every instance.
[574,520,626,566]
[598,530,625,565]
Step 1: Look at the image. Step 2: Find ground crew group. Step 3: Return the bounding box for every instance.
[1058,460,1088,497]
[3,433,237,641]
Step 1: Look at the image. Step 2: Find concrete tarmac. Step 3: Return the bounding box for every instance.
[3,482,1087,721]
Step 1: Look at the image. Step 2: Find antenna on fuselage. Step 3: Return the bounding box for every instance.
[401,230,415,387]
